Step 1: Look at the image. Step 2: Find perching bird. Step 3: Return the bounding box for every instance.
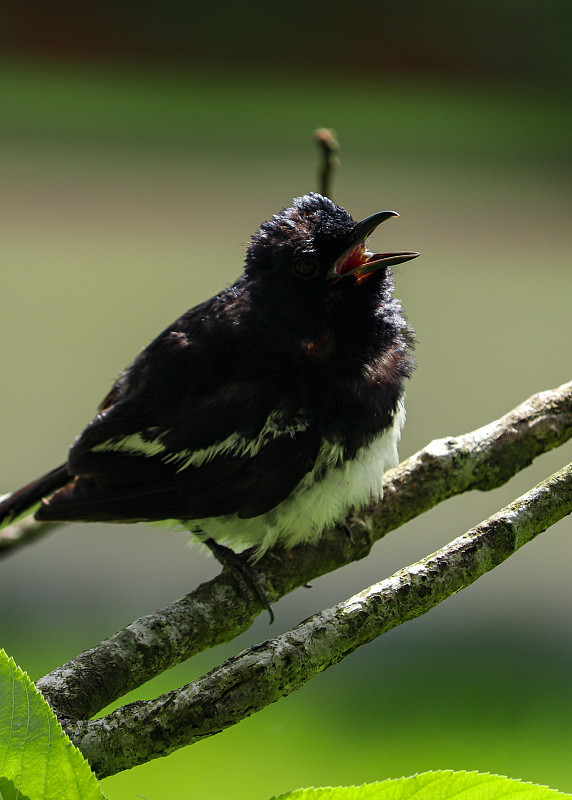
[0,193,418,564]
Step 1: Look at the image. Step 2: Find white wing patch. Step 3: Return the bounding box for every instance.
[91,411,309,469]
[92,430,167,457]
[166,412,309,471]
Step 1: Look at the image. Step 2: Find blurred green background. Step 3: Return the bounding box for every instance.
[1,3,571,798]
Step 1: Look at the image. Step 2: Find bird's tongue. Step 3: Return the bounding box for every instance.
[335,243,368,275]
[335,245,417,277]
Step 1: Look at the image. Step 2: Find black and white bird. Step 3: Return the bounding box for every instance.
[0,193,418,563]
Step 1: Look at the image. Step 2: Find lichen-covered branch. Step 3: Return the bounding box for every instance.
[65,461,572,778]
[362,379,572,535]
[36,381,572,718]
[36,380,572,721]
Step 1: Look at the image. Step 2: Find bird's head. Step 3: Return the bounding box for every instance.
[244,193,419,360]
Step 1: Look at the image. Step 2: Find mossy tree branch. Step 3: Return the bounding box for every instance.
[66,460,572,778]
[35,381,572,723]
[2,383,570,776]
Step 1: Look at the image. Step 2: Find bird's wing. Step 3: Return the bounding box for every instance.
[36,288,321,524]
[38,384,320,524]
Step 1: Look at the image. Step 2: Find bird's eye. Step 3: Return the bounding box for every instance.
[294,257,319,278]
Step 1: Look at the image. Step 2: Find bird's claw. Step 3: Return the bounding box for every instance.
[204,538,275,624]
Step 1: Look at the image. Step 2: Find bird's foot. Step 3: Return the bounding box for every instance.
[341,522,354,543]
[204,538,275,624]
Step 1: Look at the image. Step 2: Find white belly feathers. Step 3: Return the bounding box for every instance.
[189,401,405,558]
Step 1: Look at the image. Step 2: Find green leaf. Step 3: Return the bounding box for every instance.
[0,649,105,800]
[272,770,572,800]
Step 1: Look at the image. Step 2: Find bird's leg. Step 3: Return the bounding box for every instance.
[203,537,275,624]
[341,522,354,543]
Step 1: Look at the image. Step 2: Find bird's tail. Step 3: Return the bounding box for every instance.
[0,464,69,530]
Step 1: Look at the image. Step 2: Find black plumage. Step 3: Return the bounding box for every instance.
[0,193,418,558]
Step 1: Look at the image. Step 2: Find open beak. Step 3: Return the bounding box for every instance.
[331,211,419,278]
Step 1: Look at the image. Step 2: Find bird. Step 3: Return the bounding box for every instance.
[0,193,418,576]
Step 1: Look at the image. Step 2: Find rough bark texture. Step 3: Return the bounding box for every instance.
[65,462,572,777]
[35,381,572,723]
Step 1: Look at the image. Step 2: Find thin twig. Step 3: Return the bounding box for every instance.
[314,128,340,198]
[36,380,572,721]
[0,515,56,558]
[65,462,572,778]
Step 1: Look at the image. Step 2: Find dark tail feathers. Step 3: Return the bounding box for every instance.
[0,464,69,529]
